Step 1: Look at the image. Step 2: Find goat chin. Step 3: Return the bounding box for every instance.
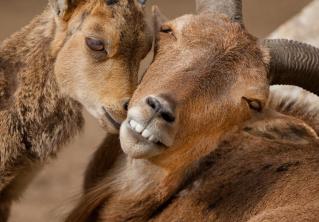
[120,120,164,159]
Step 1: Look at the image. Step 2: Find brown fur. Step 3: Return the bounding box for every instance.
[68,87,319,222]
[0,0,151,220]
[67,6,319,222]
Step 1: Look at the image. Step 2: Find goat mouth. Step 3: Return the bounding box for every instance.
[127,119,166,147]
[102,107,122,130]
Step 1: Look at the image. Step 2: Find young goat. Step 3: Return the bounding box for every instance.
[0,0,151,220]
[67,0,319,221]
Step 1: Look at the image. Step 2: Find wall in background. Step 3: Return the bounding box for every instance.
[0,0,311,41]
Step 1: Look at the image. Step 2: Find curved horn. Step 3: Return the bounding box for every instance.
[263,39,319,95]
[196,0,242,22]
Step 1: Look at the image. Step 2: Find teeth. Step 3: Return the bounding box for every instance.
[135,123,144,133]
[129,120,160,144]
[142,129,151,139]
[130,120,138,129]
[129,120,143,133]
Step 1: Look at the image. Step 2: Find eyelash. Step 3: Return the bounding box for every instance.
[161,26,172,33]
[85,37,106,52]
[106,0,118,6]
[160,25,176,39]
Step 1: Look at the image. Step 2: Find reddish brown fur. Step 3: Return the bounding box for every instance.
[69,88,319,222]
[67,6,319,222]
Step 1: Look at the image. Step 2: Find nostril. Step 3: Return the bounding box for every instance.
[146,96,176,123]
[146,97,161,111]
[123,100,130,111]
[161,111,176,123]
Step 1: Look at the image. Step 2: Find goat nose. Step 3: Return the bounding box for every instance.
[146,97,176,123]
[146,97,161,111]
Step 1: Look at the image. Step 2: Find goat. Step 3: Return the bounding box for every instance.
[66,0,319,221]
[0,0,151,221]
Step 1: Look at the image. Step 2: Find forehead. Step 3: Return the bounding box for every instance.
[73,0,149,49]
[145,14,268,98]
[170,14,245,49]
[79,0,144,25]
[164,13,266,69]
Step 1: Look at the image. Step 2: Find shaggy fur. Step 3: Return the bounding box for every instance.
[0,0,150,220]
[0,10,83,220]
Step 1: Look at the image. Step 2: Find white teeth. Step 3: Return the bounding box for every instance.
[142,129,151,139]
[129,120,160,144]
[135,124,144,133]
[130,120,138,129]
[129,120,143,133]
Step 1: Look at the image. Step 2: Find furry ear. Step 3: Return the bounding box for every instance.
[50,0,80,20]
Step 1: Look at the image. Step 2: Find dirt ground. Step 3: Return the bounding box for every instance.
[0,0,311,221]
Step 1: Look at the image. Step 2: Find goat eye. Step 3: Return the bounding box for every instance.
[106,0,118,5]
[160,25,173,34]
[85,37,105,52]
[160,25,176,40]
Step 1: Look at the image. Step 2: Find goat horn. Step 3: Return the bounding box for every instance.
[263,39,319,95]
[195,0,242,22]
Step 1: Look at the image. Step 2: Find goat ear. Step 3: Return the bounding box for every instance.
[152,6,168,34]
[50,0,80,21]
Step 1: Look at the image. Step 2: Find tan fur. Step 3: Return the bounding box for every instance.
[0,0,151,221]
[67,6,319,222]
[69,87,319,222]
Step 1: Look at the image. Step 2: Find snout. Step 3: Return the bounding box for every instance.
[99,98,130,134]
[146,97,176,123]
[120,95,178,159]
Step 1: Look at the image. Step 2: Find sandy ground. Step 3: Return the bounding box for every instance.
[0,0,311,221]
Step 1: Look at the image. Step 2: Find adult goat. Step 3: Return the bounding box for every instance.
[67,0,319,221]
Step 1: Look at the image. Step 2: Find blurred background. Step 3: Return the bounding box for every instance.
[0,0,311,221]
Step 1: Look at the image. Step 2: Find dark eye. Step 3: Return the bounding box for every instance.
[106,0,118,5]
[160,25,173,34]
[160,25,176,39]
[85,37,105,52]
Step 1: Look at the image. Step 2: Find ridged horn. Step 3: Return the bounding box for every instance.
[263,39,319,95]
[195,0,242,22]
